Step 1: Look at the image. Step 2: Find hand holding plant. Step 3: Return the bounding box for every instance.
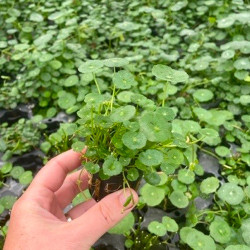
[3,150,138,250]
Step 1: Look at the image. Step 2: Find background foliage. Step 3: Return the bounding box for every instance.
[0,0,250,249]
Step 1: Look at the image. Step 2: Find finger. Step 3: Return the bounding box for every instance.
[28,149,85,193]
[66,199,96,219]
[55,169,90,209]
[69,188,138,246]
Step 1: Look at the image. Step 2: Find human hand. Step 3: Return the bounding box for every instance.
[3,150,138,250]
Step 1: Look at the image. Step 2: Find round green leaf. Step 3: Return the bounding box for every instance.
[117,91,134,103]
[0,204,4,214]
[186,230,216,250]
[104,58,129,67]
[162,216,178,232]
[139,112,172,142]
[40,141,51,154]
[126,168,139,182]
[193,89,214,102]
[1,162,13,174]
[221,50,235,59]
[209,219,231,243]
[225,245,250,250]
[234,58,250,70]
[169,191,189,208]
[30,13,44,22]
[178,169,195,184]
[200,177,220,194]
[103,156,123,176]
[240,95,250,105]
[144,172,161,186]
[10,166,25,179]
[109,212,135,234]
[122,131,147,149]
[152,65,188,83]
[218,183,244,205]
[58,93,76,109]
[112,70,137,89]
[84,162,100,174]
[140,183,165,206]
[110,105,136,122]
[64,75,79,87]
[139,149,163,167]
[72,141,85,152]
[215,146,230,157]
[19,171,33,185]
[165,149,184,165]
[0,195,17,209]
[78,60,104,73]
[148,221,166,237]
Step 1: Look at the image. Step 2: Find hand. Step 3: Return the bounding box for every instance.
[3,150,138,250]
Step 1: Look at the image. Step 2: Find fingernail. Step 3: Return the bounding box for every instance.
[119,189,136,209]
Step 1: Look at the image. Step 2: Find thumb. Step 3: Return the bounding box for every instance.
[70,188,138,246]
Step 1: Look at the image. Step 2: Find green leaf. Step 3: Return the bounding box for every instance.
[72,141,85,152]
[34,34,52,46]
[241,218,250,246]
[240,95,250,106]
[122,131,147,150]
[48,11,65,20]
[0,139,7,152]
[104,58,129,67]
[109,212,134,234]
[215,146,230,157]
[19,171,33,185]
[0,204,4,214]
[58,93,76,109]
[156,107,176,121]
[152,64,188,83]
[10,166,25,179]
[30,13,44,22]
[103,156,123,176]
[148,221,166,237]
[165,149,184,165]
[186,229,216,250]
[113,70,137,89]
[199,128,219,138]
[110,105,136,122]
[40,141,51,154]
[139,111,172,142]
[178,169,195,184]
[126,168,139,182]
[144,172,161,185]
[117,91,134,103]
[140,183,165,206]
[193,89,214,102]
[0,195,17,209]
[64,75,79,87]
[169,191,189,208]
[218,183,244,205]
[221,50,235,59]
[234,58,250,70]
[225,245,250,250]
[162,216,178,232]
[78,60,104,73]
[1,162,12,174]
[139,149,163,167]
[200,177,219,194]
[84,162,100,174]
[209,218,231,243]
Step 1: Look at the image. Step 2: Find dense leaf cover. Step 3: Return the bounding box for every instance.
[0,0,250,249]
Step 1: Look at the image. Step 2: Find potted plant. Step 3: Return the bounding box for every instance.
[70,63,191,206]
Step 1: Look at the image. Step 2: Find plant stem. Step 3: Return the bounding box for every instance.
[93,73,101,94]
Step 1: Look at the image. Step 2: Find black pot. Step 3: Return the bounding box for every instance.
[89,173,142,202]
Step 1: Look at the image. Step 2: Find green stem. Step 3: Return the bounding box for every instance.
[93,73,101,94]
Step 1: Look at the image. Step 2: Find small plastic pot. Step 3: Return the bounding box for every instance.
[89,173,142,202]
